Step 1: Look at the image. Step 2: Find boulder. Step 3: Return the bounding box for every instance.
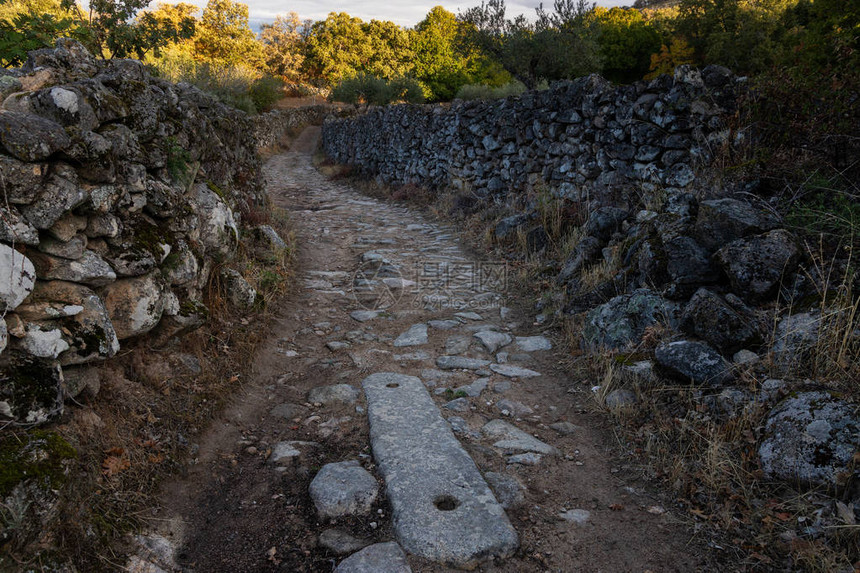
[0,110,71,161]
[102,273,165,339]
[759,391,860,489]
[557,236,602,283]
[715,229,800,302]
[191,183,238,258]
[494,214,528,240]
[693,198,779,252]
[584,206,628,241]
[0,206,40,246]
[654,340,733,386]
[770,311,820,369]
[38,234,87,260]
[680,288,760,353]
[582,289,680,350]
[309,460,379,519]
[21,167,87,229]
[0,244,36,312]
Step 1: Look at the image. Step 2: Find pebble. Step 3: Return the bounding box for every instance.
[549,422,580,435]
[307,384,360,406]
[319,529,371,555]
[490,364,542,378]
[514,336,552,352]
[507,453,542,465]
[560,509,591,526]
[327,341,350,351]
[444,397,471,412]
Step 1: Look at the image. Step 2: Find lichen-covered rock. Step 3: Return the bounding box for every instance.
[654,340,733,386]
[0,355,64,424]
[693,198,779,252]
[192,183,238,258]
[309,460,379,519]
[102,273,164,340]
[0,244,36,312]
[21,166,87,230]
[770,311,821,369]
[0,154,49,205]
[715,229,799,302]
[582,289,680,349]
[0,110,70,161]
[584,207,628,241]
[220,268,256,310]
[759,391,859,489]
[29,250,116,287]
[681,288,760,353]
[37,234,87,260]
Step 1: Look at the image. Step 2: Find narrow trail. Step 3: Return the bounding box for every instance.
[141,127,713,572]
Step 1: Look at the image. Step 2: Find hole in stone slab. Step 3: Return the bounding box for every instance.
[434,494,460,511]
[386,383,400,388]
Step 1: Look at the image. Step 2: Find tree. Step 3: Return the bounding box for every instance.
[460,0,601,88]
[644,36,695,78]
[587,7,662,83]
[85,0,194,58]
[194,0,263,67]
[259,12,308,79]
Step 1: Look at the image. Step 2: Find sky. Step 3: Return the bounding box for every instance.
[212,1,634,31]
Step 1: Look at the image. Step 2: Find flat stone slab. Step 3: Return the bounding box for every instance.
[436,355,491,371]
[362,373,519,568]
[428,319,461,330]
[482,420,558,455]
[350,310,381,322]
[269,441,318,464]
[489,364,542,378]
[308,384,360,406]
[515,336,552,352]
[335,542,411,573]
[319,529,370,555]
[309,460,379,519]
[394,323,428,347]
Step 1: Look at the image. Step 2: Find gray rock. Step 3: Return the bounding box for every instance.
[319,529,370,556]
[57,287,120,365]
[455,377,489,398]
[334,542,411,573]
[771,312,820,369]
[507,453,542,465]
[445,335,471,355]
[0,155,49,205]
[46,212,87,242]
[604,389,637,408]
[549,422,580,435]
[759,391,860,489]
[558,236,602,283]
[482,419,557,455]
[30,250,116,287]
[455,312,482,321]
[101,273,164,339]
[436,355,491,371]
[733,349,760,365]
[269,440,317,464]
[393,323,428,347]
[38,234,87,260]
[489,364,541,378]
[0,206,40,245]
[253,224,287,252]
[0,245,36,312]
[326,341,350,351]
[310,460,379,519]
[350,310,381,322]
[655,340,733,386]
[693,198,779,251]
[484,472,525,509]
[20,325,69,358]
[447,415,469,434]
[192,183,237,258]
[474,330,512,353]
[493,379,512,393]
[444,397,471,412]
[362,373,519,568]
[22,169,87,230]
[715,229,800,302]
[308,384,360,406]
[514,336,552,352]
[583,289,679,350]
[495,214,528,239]
[0,356,63,424]
[270,403,305,420]
[220,268,257,310]
[0,110,70,161]
[681,288,760,353]
[428,319,461,330]
[560,509,591,526]
[496,399,534,417]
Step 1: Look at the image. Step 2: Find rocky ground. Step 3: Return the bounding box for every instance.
[127,127,725,572]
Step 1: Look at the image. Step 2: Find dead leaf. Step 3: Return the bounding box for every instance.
[102,453,130,476]
[610,503,624,511]
[774,512,792,522]
[266,547,281,565]
[836,501,856,525]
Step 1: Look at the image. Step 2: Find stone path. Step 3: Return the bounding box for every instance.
[132,127,713,572]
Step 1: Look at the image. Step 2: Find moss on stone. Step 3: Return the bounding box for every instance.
[0,430,77,498]
[0,356,62,422]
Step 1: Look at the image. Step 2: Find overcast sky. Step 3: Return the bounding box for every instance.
[194,1,634,31]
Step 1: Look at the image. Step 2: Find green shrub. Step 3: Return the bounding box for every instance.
[455,80,526,101]
[329,73,425,106]
[248,75,285,113]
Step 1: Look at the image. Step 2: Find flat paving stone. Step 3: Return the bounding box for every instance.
[455,377,489,398]
[514,336,553,352]
[335,542,411,573]
[490,364,542,378]
[362,373,519,568]
[350,310,381,322]
[481,419,558,455]
[436,355,491,371]
[474,331,513,353]
[309,460,379,519]
[319,529,370,555]
[445,335,472,355]
[428,319,461,330]
[393,323,428,347]
[269,440,317,464]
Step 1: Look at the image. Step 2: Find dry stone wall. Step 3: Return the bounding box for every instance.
[322,65,740,207]
[0,40,296,425]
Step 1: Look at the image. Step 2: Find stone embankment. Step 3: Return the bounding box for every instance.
[322,68,860,495]
[0,40,310,425]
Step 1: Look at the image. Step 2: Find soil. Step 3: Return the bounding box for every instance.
[140,127,727,572]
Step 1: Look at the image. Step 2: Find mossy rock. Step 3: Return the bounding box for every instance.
[0,429,77,498]
[0,355,64,425]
